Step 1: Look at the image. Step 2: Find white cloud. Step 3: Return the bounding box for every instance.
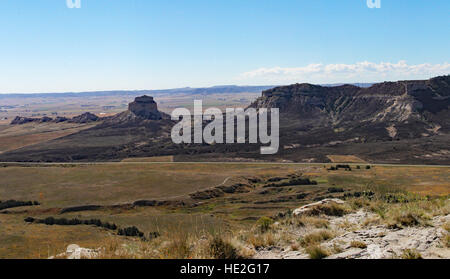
[239,61,450,84]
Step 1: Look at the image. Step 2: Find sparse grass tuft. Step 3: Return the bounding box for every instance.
[247,232,276,249]
[443,222,450,233]
[295,216,329,229]
[444,234,450,248]
[350,241,367,249]
[305,245,330,259]
[299,230,334,247]
[307,203,349,217]
[401,249,422,259]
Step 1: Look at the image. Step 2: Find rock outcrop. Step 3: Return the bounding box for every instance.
[293,198,345,216]
[128,95,162,120]
[254,199,450,259]
[49,244,101,259]
[250,75,450,139]
[10,113,100,125]
[69,112,100,123]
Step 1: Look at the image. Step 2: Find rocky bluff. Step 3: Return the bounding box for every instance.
[128,95,162,120]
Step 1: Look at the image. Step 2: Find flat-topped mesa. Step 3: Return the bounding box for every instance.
[128,95,162,120]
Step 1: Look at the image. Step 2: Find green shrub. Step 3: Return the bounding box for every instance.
[256,217,274,233]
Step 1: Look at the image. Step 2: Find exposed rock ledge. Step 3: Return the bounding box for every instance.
[254,201,449,259]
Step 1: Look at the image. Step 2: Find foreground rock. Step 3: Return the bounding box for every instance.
[324,212,449,259]
[293,198,345,216]
[49,244,101,259]
[254,200,449,259]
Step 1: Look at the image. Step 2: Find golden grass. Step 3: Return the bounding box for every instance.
[350,241,367,249]
[305,245,330,259]
[299,230,334,247]
[0,163,448,258]
[327,155,366,163]
[0,123,94,153]
[121,156,174,162]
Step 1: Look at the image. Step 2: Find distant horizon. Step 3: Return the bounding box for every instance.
[1,75,447,96]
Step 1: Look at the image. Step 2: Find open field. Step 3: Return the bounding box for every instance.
[327,155,367,163]
[0,162,448,258]
[0,122,96,154]
[0,92,260,122]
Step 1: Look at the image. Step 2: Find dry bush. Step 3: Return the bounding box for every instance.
[208,236,240,259]
[444,234,450,248]
[350,241,367,249]
[161,231,191,259]
[305,245,330,259]
[362,216,382,227]
[295,216,329,229]
[443,222,450,232]
[306,203,349,217]
[299,230,334,247]
[401,249,422,259]
[247,232,276,249]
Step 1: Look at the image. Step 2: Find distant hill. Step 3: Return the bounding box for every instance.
[0,86,275,98]
[0,83,375,98]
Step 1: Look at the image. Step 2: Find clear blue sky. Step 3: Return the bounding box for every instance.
[0,0,449,93]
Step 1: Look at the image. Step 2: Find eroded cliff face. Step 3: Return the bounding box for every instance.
[250,76,450,139]
[128,95,162,120]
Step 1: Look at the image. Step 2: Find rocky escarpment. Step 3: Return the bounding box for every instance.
[128,95,162,120]
[10,112,101,125]
[250,75,450,141]
[69,112,100,123]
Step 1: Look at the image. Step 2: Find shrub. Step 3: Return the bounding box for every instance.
[444,234,450,248]
[209,237,240,259]
[350,241,367,249]
[295,216,329,229]
[299,230,334,247]
[0,200,39,210]
[24,217,35,223]
[148,232,161,240]
[117,226,144,238]
[163,232,191,259]
[307,203,348,217]
[389,213,421,228]
[401,249,422,259]
[247,233,276,249]
[328,187,344,193]
[256,217,274,233]
[305,245,329,259]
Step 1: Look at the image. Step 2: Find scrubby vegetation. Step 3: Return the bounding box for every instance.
[25,217,152,240]
[350,241,367,249]
[264,177,318,188]
[305,245,330,259]
[306,202,349,217]
[401,249,423,259]
[0,200,39,211]
[208,236,240,259]
[299,230,334,247]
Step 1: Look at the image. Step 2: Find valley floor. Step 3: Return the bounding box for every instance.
[0,162,448,259]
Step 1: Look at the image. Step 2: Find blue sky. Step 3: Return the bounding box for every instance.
[0,0,449,93]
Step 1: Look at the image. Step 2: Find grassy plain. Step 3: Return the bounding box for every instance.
[0,162,448,258]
